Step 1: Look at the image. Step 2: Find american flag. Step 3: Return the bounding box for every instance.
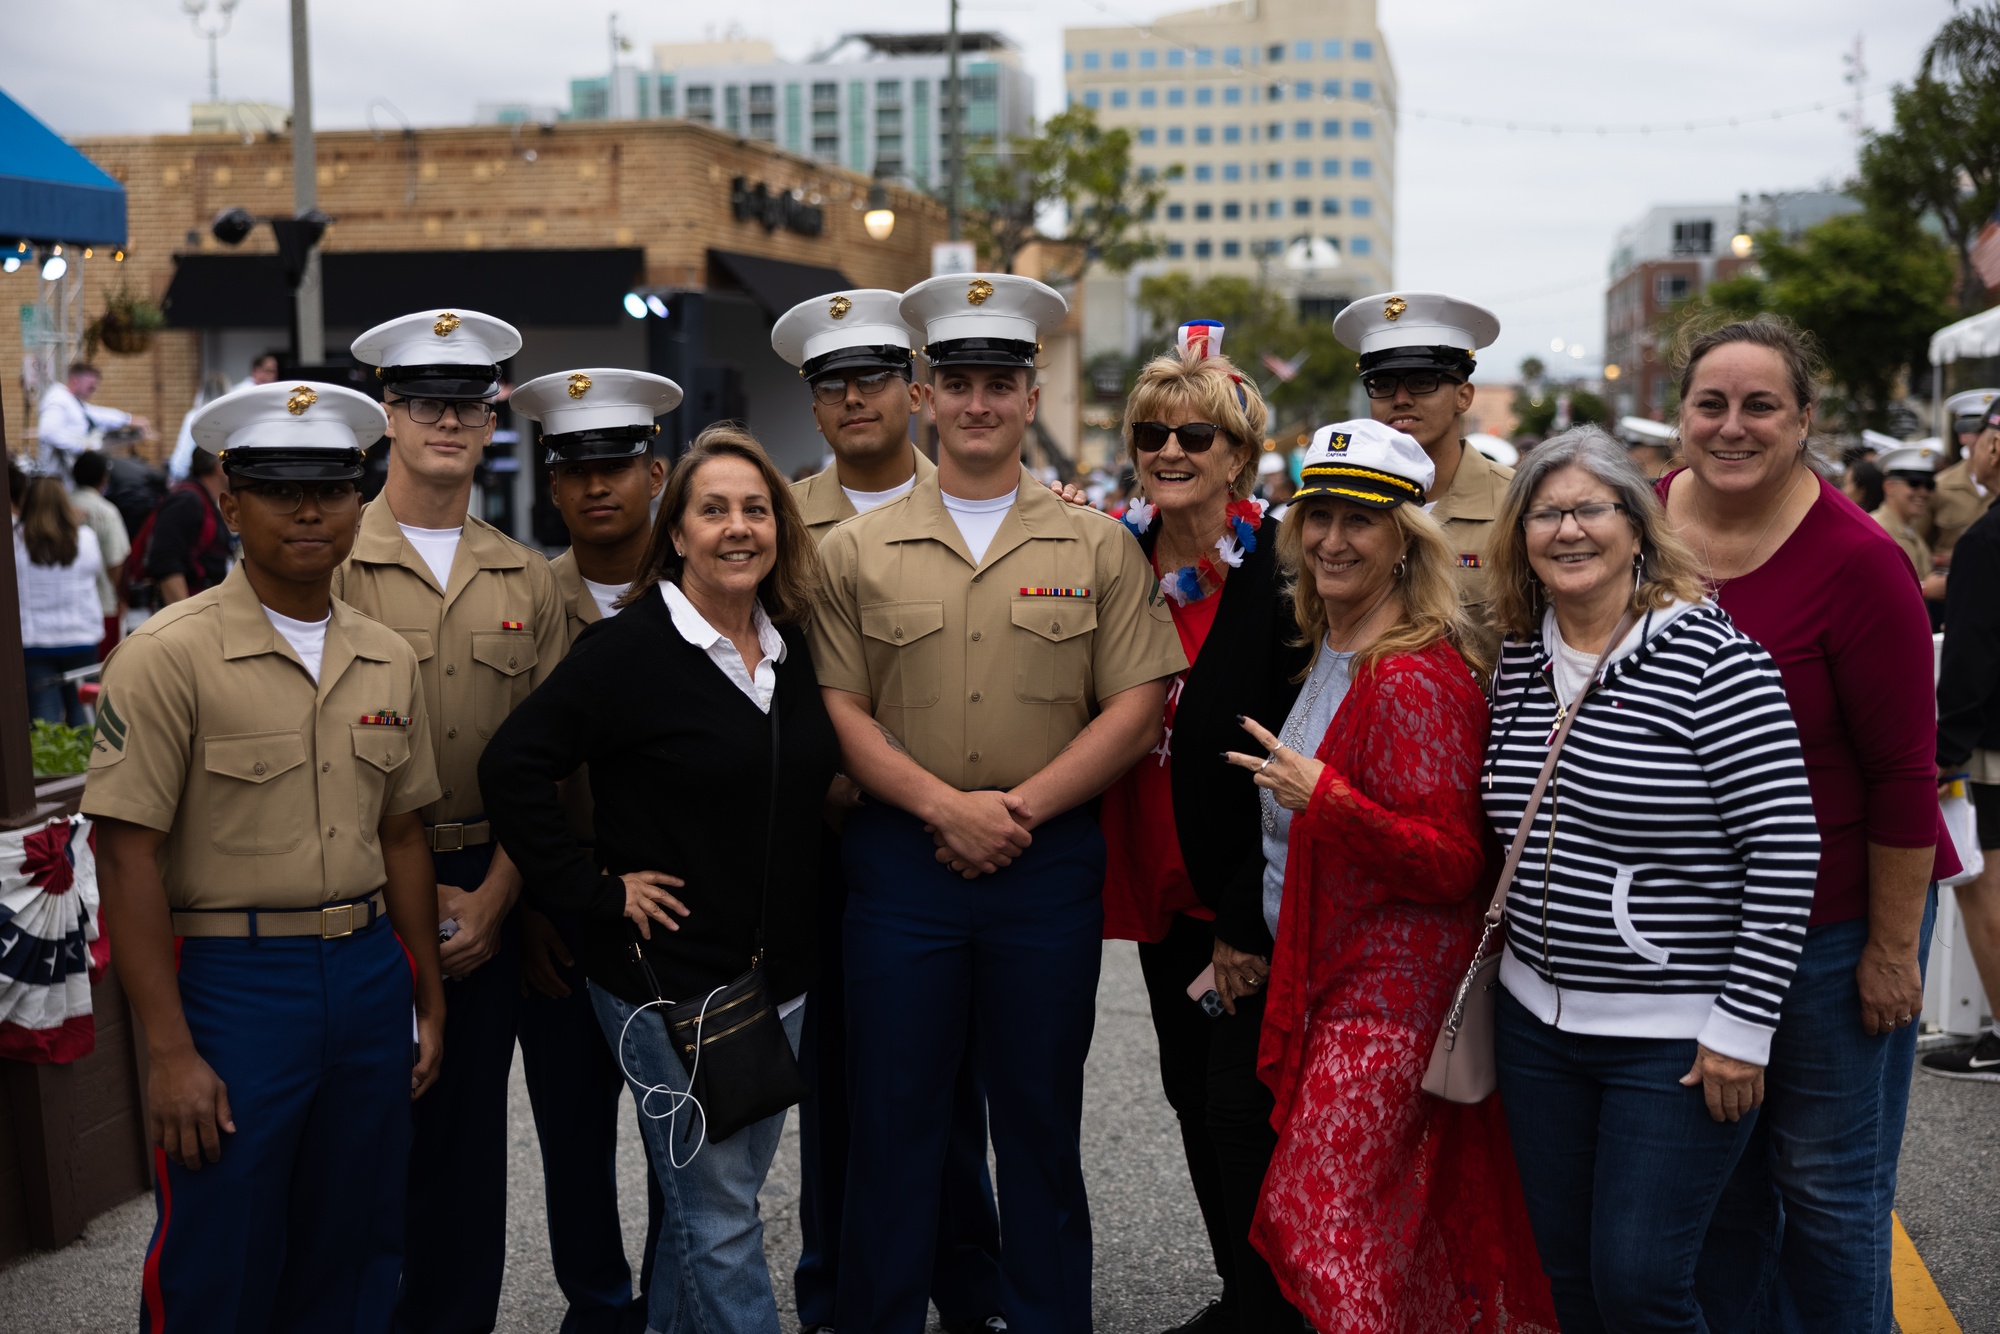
[1261,350,1308,382]
[1973,221,2000,292]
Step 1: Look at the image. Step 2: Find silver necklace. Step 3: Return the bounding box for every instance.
[1693,464,1807,591]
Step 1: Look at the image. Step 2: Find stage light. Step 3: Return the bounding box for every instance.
[622,292,648,319]
[645,294,669,318]
[40,253,67,281]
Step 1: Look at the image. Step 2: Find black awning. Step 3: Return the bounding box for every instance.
[162,248,647,329]
[707,250,853,320]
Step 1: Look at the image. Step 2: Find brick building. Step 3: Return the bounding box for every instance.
[0,118,973,495]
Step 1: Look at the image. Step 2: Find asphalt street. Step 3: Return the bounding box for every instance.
[1,942,1993,1332]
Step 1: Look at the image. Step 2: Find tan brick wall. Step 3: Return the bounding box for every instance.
[3,120,949,460]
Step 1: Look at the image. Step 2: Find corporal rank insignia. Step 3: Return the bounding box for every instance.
[1018,587,1092,598]
[1456,553,1484,568]
[97,695,128,752]
[499,620,525,631]
[359,711,413,727]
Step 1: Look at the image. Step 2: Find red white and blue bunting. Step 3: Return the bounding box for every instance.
[0,815,105,1064]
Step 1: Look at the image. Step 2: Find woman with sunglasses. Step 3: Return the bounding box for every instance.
[1098,328,1311,1334]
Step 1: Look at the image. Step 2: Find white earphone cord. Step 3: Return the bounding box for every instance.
[617,983,727,1168]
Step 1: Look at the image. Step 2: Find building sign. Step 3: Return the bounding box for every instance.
[730,177,824,237]
[932,241,977,276]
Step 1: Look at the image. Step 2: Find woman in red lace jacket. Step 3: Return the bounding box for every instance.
[1226,420,1554,1333]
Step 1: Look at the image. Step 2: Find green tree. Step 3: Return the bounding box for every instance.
[964,105,1173,283]
[1696,212,1955,430]
[1857,3,2000,311]
[1131,273,1357,434]
[1511,386,1608,438]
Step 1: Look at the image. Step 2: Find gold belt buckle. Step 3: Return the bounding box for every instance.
[320,903,358,939]
[430,822,465,853]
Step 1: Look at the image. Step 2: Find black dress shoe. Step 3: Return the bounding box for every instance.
[1160,1297,1235,1334]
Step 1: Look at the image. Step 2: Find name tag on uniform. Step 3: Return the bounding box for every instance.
[499,620,525,631]
[1017,587,1093,598]
[1456,554,1483,569]
[359,711,413,727]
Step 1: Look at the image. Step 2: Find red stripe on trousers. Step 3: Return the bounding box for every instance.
[141,1145,172,1333]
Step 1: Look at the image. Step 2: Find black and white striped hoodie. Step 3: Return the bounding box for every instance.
[1480,600,1820,1066]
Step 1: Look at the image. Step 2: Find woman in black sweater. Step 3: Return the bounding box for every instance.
[1098,340,1309,1334]
[481,427,836,1334]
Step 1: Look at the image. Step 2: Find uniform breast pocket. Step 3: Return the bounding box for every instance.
[1010,600,1097,704]
[470,631,538,738]
[203,731,309,856]
[860,601,945,709]
[351,724,412,844]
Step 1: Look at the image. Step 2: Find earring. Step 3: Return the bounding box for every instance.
[1392,559,1407,578]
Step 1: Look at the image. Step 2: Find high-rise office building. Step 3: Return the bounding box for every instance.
[1064,0,1396,324]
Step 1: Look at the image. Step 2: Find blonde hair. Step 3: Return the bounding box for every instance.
[1277,497,1483,679]
[1487,426,1709,638]
[1121,349,1269,500]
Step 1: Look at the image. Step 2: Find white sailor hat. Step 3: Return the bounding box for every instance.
[191,381,384,482]
[1945,388,2000,431]
[1878,439,1943,477]
[771,290,917,383]
[350,308,523,399]
[511,369,682,463]
[1291,419,1434,509]
[1331,291,1501,379]
[899,273,1067,370]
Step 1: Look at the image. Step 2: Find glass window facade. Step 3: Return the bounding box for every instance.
[1322,158,1341,175]
[1138,127,1157,145]
[1168,48,1186,67]
[1111,51,1129,69]
[1352,158,1372,177]
[1353,79,1374,100]
[1295,119,1313,138]
[1293,198,1312,217]
[1167,126,1185,144]
[1352,119,1373,138]
[1353,41,1374,60]
[1194,239,1213,258]
[1223,239,1242,257]
[1195,125,1213,144]
[1323,40,1343,58]
[1167,87,1186,106]
[1321,198,1341,215]
[1083,51,1100,69]
[1194,164,1213,181]
[1224,86,1243,105]
[1140,49,1158,68]
[1352,198,1373,216]
[1223,162,1242,181]
[1223,124,1242,143]
[1111,90,1128,108]
[1140,88,1158,107]
[1294,40,1314,60]
[1084,91,1100,109]
[1352,236,1373,255]
[1196,86,1214,105]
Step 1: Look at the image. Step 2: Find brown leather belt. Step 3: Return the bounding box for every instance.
[171,891,388,940]
[425,820,491,851]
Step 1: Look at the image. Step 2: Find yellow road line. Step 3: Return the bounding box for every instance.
[1893,1211,1962,1334]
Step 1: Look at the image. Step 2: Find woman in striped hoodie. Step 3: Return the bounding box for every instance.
[1480,427,1820,1333]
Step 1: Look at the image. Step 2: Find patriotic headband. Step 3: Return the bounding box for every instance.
[1177,319,1250,411]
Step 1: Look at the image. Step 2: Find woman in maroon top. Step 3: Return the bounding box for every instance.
[1655,318,1952,1333]
[1099,336,1308,1334]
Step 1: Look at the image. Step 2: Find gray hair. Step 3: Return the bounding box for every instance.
[1508,426,1657,520]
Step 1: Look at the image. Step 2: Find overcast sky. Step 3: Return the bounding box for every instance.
[0,0,1953,380]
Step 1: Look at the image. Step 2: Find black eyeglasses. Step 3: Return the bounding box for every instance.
[1893,475,1939,491]
[235,481,360,514]
[1361,371,1460,400]
[809,371,903,406]
[1522,501,1628,533]
[1131,421,1229,453]
[386,397,495,427]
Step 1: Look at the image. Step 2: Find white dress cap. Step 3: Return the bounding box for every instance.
[350,308,523,397]
[1945,388,2000,426]
[190,381,386,480]
[899,273,1067,369]
[1331,291,1501,378]
[511,368,682,461]
[1291,418,1435,508]
[771,290,917,380]
[1877,440,1943,475]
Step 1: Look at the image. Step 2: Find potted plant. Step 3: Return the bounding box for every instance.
[91,284,165,356]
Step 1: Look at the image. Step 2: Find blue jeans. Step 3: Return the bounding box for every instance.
[25,644,96,726]
[1696,890,1937,1334]
[591,981,805,1334]
[1495,989,1759,1332]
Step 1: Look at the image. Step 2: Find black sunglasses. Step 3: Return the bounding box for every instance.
[1361,370,1462,400]
[386,397,495,428]
[1131,421,1229,453]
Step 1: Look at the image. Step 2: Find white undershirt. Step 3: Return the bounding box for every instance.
[398,523,462,589]
[842,474,918,515]
[264,606,329,682]
[940,488,1018,564]
[581,577,625,621]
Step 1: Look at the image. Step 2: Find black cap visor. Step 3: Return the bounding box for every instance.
[1358,345,1476,379]
[380,363,500,400]
[1290,462,1427,510]
[220,447,367,483]
[924,337,1039,370]
[542,425,657,464]
[802,345,914,382]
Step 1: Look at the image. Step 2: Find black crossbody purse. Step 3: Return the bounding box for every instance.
[630,702,807,1144]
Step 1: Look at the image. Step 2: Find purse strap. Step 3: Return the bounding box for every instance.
[751,702,781,958]
[1480,608,1640,929]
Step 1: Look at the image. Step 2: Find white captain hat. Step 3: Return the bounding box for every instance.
[771,290,917,382]
[899,273,1067,370]
[1291,419,1435,509]
[190,381,384,482]
[350,308,523,399]
[1331,291,1501,379]
[511,369,682,462]
[1946,389,2000,433]
[1878,439,1944,477]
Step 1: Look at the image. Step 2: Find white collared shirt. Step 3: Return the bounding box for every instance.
[659,580,787,713]
[35,382,129,473]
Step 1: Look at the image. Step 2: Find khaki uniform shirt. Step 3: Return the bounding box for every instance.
[80,565,440,911]
[330,500,565,825]
[813,467,1186,792]
[1428,440,1515,664]
[1925,459,1993,561]
[1872,505,1934,581]
[794,448,938,544]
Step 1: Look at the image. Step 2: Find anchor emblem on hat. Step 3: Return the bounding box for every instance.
[1330,432,1350,452]
[286,385,318,415]
[1383,296,1407,322]
[967,279,995,306]
[829,295,852,320]
[434,311,461,336]
[567,372,593,399]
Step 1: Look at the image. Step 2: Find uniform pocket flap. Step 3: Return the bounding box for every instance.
[204,731,308,784]
[350,724,412,774]
[395,628,436,661]
[1010,599,1098,643]
[470,631,537,677]
[860,600,946,646]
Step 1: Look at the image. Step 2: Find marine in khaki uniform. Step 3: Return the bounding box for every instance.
[814,273,1185,1334]
[1872,441,1945,597]
[1926,388,1999,562]
[1334,291,1510,664]
[337,308,565,1334]
[770,289,1000,1333]
[86,381,443,1332]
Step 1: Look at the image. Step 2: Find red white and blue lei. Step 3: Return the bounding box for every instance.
[1123,496,1268,606]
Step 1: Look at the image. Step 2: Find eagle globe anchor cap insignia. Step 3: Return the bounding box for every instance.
[967,279,996,306]
[829,294,853,320]
[433,311,461,336]
[567,372,592,399]
[286,385,318,415]
[1384,296,1407,321]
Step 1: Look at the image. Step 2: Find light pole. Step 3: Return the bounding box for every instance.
[182,0,240,103]
[946,0,961,241]
[290,0,323,364]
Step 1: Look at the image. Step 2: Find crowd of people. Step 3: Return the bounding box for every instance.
[51,275,1989,1334]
